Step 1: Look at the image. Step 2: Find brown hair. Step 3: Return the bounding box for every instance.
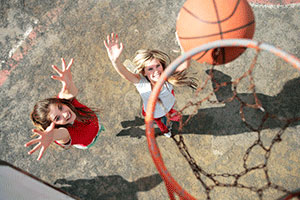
[30,98,97,131]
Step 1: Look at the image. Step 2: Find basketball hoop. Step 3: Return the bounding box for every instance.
[145,39,300,200]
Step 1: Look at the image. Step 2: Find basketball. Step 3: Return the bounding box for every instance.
[176,0,255,65]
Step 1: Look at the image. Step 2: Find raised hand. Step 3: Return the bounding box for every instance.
[51,58,78,99]
[24,122,56,160]
[51,58,74,93]
[104,33,124,63]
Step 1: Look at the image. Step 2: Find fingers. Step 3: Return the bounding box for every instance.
[52,58,73,73]
[37,146,46,161]
[32,128,43,136]
[52,65,62,75]
[115,33,119,43]
[104,34,111,49]
[111,32,114,41]
[104,35,110,50]
[51,75,61,81]
[61,58,66,71]
[27,143,41,155]
[104,40,108,49]
[111,33,118,43]
[24,138,40,147]
[104,33,119,46]
[66,58,74,70]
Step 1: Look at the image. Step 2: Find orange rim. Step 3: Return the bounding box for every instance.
[145,39,300,199]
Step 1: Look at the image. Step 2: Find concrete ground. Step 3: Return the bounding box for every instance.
[1,0,300,199]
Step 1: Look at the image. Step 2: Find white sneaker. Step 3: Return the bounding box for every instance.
[164,131,172,138]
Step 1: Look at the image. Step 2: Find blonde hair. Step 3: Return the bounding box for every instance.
[132,49,197,89]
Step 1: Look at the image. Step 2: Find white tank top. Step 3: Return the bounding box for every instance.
[134,76,175,118]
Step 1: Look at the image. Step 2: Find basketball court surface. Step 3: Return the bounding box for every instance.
[1,0,300,199]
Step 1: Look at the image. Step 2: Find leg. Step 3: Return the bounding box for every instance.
[167,108,182,122]
[142,107,169,134]
[154,117,169,134]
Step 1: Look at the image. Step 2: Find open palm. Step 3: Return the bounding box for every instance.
[51,58,74,94]
[25,122,56,160]
[104,33,123,63]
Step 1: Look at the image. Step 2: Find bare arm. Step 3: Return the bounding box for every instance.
[175,58,191,72]
[104,33,140,84]
[24,123,70,160]
[174,34,192,72]
[52,58,78,99]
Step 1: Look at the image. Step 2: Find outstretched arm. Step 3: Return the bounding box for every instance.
[52,58,78,99]
[174,33,192,72]
[24,123,70,160]
[175,58,191,72]
[104,33,140,83]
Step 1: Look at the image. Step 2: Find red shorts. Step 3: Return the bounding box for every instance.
[142,107,181,134]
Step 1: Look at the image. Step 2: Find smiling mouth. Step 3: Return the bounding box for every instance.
[66,111,71,121]
[152,74,160,79]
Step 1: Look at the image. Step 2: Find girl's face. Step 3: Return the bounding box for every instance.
[48,103,76,125]
[143,58,164,84]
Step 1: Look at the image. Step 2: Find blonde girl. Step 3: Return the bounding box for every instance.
[104,33,196,137]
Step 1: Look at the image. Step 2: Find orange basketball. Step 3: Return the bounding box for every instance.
[176,0,255,65]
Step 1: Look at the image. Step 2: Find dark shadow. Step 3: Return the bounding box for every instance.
[117,126,145,138]
[277,188,300,200]
[179,69,300,135]
[118,116,164,138]
[117,117,145,138]
[54,173,162,200]
[117,70,300,137]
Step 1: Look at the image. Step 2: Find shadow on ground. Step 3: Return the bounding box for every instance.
[117,70,300,138]
[277,188,300,200]
[54,173,162,200]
